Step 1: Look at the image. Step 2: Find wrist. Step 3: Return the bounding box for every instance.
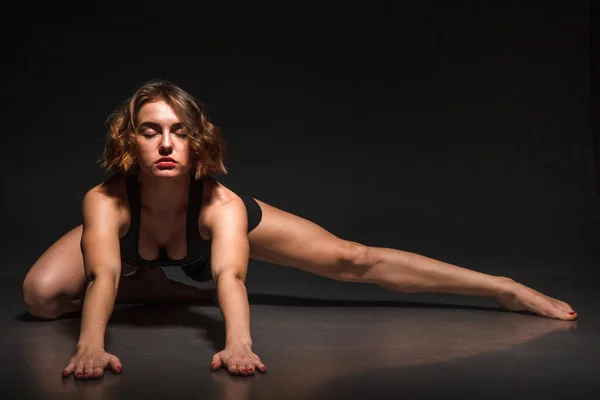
[226,337,253,348]
[77,338,105,351]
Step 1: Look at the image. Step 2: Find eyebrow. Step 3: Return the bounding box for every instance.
[138,122,184,131]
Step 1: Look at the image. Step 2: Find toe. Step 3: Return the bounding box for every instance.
[559,301,575,313]
[552,300,577,319]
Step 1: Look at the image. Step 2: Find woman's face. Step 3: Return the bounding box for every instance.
[134,100,192,178]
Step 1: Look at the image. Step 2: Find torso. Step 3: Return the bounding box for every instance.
[98,173,240,265]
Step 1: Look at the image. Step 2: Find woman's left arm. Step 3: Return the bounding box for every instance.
[205,197,267,376]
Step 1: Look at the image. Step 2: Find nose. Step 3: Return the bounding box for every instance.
[159,133,173,155]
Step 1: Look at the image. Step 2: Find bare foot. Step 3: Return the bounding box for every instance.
[133,267,213,305]
[496,279,577,320]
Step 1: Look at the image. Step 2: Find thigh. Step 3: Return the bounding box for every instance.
[23,225,88,299]
[23,225,137,298]
[247,199,353,279]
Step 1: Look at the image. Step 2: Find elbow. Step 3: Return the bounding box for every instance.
[85,269,119,291]
[215,270,246,286]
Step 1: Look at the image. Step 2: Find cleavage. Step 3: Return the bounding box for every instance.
[137,211,187,261]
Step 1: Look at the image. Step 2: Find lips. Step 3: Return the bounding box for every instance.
[156,157,176,163]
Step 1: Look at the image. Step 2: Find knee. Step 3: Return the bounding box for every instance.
[21,273,64,320]
[337,241,380,282]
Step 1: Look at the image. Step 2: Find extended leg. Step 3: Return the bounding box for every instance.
[344,246,576,319]
[247,200,577,320]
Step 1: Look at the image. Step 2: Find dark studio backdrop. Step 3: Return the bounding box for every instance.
[2,2,599,289]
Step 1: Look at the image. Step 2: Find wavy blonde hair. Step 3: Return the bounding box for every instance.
[99,79,227,180]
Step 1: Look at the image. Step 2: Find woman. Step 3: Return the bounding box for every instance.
[21,80,577,380]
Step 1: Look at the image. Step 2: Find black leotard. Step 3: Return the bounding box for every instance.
[119,174,262,282]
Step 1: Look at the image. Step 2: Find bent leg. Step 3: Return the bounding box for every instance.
[22,225,88,319]
[22,225,212,320]
[248,199,577,320]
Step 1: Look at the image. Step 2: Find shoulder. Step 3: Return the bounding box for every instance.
[83,174,128,210]
[200,176,247,235]
[82,174,129,231]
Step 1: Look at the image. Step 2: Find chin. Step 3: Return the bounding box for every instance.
[151,167,190,179]
[153,170,180,178]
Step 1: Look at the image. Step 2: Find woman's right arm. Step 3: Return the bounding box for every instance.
[62,187,124,379]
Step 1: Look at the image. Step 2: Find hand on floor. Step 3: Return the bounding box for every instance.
[62,346,123,380]
[211,343,267,376]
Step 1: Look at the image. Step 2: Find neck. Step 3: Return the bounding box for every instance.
[137,172,191,215]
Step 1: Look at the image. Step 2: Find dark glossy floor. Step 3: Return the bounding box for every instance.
[2,256,599,400]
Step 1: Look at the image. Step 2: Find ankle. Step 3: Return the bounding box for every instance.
[494,276,519,299]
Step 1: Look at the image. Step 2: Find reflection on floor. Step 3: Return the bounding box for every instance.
[2,262,599,399]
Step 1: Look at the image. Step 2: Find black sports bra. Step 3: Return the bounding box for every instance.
[119,174,211,268]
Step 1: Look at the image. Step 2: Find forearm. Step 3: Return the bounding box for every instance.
[77,275,117,350]
[216,275,252,347]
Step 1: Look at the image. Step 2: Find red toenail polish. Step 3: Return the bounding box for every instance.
[569,312,576,315]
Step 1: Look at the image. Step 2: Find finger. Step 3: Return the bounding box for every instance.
[88,362,102,380]
[243,360,256,375]
[75,360,85,379]
[227,364,240,375]
[107,355,123,374]
[256,361,267,373]
[211,354,222,371]
[245,362,255,375]
[62,362,75,377]
[237,362,249,375]
[83,360,95,379]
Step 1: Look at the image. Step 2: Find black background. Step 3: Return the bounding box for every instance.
[2,2,599,280]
